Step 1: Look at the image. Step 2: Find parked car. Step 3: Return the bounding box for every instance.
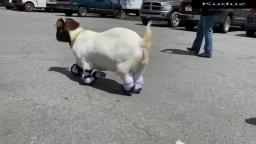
[3,0,14,9]
[120,0,142,16]
[179,0,251,33]
[245,9,256,37]
[140,0,182,27]
[13,0,57,12]
[56,0,122,17]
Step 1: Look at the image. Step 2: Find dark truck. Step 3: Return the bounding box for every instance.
[179,0,251,33]
[56,0,122,17]
[140,0,182,27]
[3,0,14,9]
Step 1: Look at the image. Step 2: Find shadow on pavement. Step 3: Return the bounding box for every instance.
[245,118,256,126]
[235,33,256,38]
[161,49,195,56]
[48,67,128,96]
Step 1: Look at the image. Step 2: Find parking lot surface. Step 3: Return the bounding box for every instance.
[1,8,256,144]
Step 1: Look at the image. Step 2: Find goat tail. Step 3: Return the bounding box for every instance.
[141,21,152,65]
[143,21,153,50]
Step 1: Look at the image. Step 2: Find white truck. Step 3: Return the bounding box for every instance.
[120,0,142,15]
[13,0,56,11]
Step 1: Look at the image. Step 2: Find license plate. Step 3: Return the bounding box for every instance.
[193,15,201,20]
[185,5,192,11]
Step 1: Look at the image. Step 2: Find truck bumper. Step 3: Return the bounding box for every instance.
[179,13,200,23]
[246,24,256,31]
[56,4,78,11]
[3,2,14,7]
[140,11,170,20]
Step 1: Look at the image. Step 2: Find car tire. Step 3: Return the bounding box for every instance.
[168,12,180,28]
[246,31,254,37]
[77,6,87,17]
[16,6,24,11]
[141,17,149,25]
[5,6,12,9]
[65,11,73,16]
[185,23,195,31]
[113,10,120,18]
[24,2,34,12]
[100,13,106,17]
[219,16,231,33]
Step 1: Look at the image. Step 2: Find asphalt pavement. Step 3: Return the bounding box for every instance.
[1,7,256,144]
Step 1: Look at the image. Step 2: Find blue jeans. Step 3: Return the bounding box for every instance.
[191,15,219,56]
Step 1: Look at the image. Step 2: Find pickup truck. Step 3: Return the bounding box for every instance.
[120,0,142,16]
[140,0,182,27]
[13,0,57,11]
[56,0,122,17]
[179,0,251,33]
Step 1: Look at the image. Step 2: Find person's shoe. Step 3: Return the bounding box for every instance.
[187,47,199,55]
[187,47,195,52]
[197,52,212,58]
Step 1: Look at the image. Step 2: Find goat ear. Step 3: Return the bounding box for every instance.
[64,18,80,31]
[56,18,64,28]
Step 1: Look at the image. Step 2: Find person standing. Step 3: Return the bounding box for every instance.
[187,8,223,58]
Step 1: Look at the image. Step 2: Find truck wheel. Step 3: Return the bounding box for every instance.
[185,23,195,31]
[24,2,34,12]
[5,6,12,9]
[100,13,106,17]
[16,6,24,11]
[77,6,87,17]
[168,12,180,27]
[113,11,120,18]
[219,16,231,33]
[246,31,255,37]
[141,17,149,25]
[65,11,73,16]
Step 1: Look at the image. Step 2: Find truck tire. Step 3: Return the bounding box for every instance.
[246,31,254,37]
[16,6,24,11]
[100,13,106,17]
[168,12,180,28]
[219,16,231,33]
[24,2,34,12]
[185,23,195,31]
[65,11,73,16]
[5,6,12,9]
[77,6,87,17]
[113,10,121,18]
[141,17,149,25]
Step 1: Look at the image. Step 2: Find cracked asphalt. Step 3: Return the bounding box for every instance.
[1,7,256,144]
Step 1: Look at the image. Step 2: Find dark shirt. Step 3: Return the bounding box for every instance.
[201,8,224,16]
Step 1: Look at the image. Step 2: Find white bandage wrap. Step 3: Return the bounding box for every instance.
[122,73,134,92]
[133,73,144,91]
